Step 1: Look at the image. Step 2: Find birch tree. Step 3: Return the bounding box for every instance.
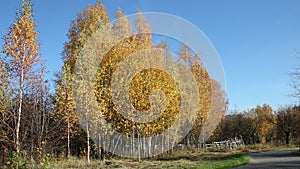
[2,0,41,154]
[57,0,109,160]
[55,64,77,158]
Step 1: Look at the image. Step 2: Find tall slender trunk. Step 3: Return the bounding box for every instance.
[98,134,102,160]
[161,133,164,154]
[112,134,121,155]
[138,132,140,161]
[40,97,46,156]
[86,123,90,163]
[16,68,24,154]
[30,113,34,155]
[143,136,146,157]
[172,124,180,153]
[132,130,134,157]
[167,128,170,155]
[148,136,151,157]
[67,121,70,158]
[66,82,71,159]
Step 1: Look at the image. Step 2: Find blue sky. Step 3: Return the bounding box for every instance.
[1,0,300,111]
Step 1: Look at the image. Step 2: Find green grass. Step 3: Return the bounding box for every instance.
[194,153,250,169]
[159,153,250,169]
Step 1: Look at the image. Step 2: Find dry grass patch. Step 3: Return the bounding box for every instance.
[47,149,250,169]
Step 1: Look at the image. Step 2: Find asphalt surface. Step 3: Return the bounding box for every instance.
[232,148,300,169]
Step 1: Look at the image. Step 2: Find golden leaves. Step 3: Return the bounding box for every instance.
[63,0,109,73]
[59,3,219,142]
[2,9,40,78]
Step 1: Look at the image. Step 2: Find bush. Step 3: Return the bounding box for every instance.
[41,153,55,169]
[6,151,28,169]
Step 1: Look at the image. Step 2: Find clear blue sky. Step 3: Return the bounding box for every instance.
[1,0,300,111]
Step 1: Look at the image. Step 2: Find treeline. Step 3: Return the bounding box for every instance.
[209,104,300,146]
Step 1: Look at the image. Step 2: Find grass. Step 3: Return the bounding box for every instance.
[3,144,296,169]
[44,144,291,168]
[46,150,250,169]
[239,144,276,152]
[191,153,250,169]
[236,143,296,153]
[9,144,293,168]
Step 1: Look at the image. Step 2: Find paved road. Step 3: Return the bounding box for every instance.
[233,148,300,169]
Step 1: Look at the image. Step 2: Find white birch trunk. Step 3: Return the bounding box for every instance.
[16,67,24,154]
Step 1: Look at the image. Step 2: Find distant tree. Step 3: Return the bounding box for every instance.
[290,52,300,101]
[291,105,300,144]
[253,104,275,143]
[274,106,299,145]
[216,112,258,144]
